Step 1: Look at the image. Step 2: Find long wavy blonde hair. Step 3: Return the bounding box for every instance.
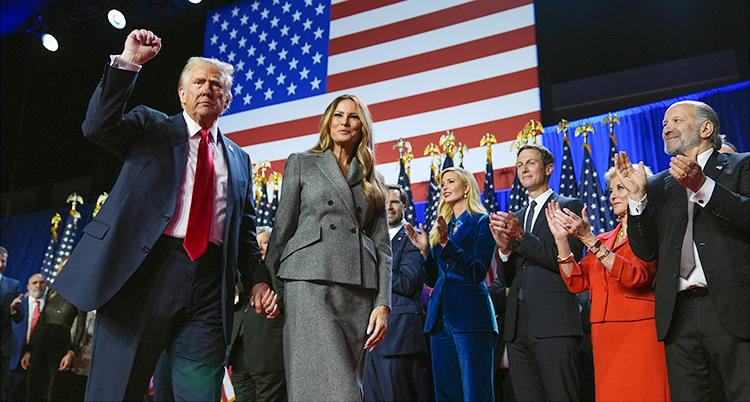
[429,167,487,247]
[310,94,386,209]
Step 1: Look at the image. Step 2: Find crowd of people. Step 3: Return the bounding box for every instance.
[0,28,747,402]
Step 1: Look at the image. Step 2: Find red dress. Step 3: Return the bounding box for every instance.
[562,223,670,402]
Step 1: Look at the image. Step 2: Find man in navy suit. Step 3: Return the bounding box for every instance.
[50,29,278,401]
[615,100,749,400]
[1,247,24,402]
[7,273,47,401]
[363,185,428,402]
[490,144,585,401]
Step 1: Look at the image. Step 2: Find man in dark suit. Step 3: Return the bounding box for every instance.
[1,246,24,402]
[50,29,278,401]
[227,227,287,402]
[489,144,585,401]
[615,100,749,401]
[7,273,47,401]
[363,184,427,402]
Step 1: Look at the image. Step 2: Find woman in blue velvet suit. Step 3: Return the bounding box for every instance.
[405,167,498,401]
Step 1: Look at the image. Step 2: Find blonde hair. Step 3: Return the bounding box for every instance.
[310,94,386,209]
[429,167,487,247]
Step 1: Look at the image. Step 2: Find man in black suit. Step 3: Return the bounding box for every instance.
[1,246,24,402]
[227,227,287,402]
[490,144,585,401]
[363,184,428,402]
[615,100,749,401]
[50,29,278,401]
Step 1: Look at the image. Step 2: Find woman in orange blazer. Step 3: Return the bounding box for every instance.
[545,165,670,402]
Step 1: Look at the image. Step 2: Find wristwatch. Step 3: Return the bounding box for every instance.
[588,238,602,254]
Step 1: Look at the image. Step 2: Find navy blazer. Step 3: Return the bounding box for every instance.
[372,226,428,356]
[423,211,498,335]
[8,296,34,371]
[628,150,749,340]
[1,276,23,357]
[51,65,269,343]
[497,192,585,342]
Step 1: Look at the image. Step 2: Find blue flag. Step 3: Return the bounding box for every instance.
[39,217,59,284]
[578,146,611,234]
[604,133,619,227]
[482,156,499,213]
[397,160,418,227]
[50,212,80,284]
[507,173,528,213]
[423,167,441,234]
[558,136,578,198]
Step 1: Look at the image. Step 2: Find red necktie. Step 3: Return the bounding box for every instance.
[29,300,40,341]
[184,128,216,261]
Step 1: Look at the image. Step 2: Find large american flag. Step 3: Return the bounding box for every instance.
[206,0,541,210]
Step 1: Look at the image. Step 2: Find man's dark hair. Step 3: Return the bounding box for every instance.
[386,184,407,205]
[517,143,555,166]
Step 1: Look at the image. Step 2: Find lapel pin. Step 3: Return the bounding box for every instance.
[715,164,722,171]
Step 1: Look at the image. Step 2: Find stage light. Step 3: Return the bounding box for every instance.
[187,0,202,4]
[41,33,58,52]
[108,9,127,29]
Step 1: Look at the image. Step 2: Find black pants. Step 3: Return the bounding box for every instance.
[26,324,77,401]
[665,293,749,401]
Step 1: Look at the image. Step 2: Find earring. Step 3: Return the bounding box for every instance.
[464,193,468,199]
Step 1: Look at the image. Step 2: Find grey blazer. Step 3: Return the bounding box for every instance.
[265,150,392,309]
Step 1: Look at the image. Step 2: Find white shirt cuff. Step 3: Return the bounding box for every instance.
[109,55,142,72]
[628,194,647,216]
[689,177,715,208]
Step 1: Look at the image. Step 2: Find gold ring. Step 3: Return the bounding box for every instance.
[683,173,688,179]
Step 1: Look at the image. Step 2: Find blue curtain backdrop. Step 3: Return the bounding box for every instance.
[1,82,747,284]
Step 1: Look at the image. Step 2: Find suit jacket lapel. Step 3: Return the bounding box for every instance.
[450,211,477,246]
[704,149,727,182]
[168,114,189,194]
[531,193,554,234]
[315,149,359,222]
[218,131,239,240]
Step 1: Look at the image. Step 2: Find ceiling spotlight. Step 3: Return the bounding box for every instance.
[187,0,202,4]
[108,9,127,29]
[41,33,58,52]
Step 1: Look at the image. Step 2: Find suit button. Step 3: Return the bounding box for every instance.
[330,224,336,230]
[328,200,334,206]
[673,272,678,278]
[357,207,362,213]
[142,246,150,253]
[351,228,357,234]
[163,214,171,221]
[676,245,681,250]
[681,219,687,224]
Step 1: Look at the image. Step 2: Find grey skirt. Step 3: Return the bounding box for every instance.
[283,280,374,402]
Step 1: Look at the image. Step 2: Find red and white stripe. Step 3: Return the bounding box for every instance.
[220,0,540,201]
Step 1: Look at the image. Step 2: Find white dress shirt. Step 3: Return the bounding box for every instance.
[628,148,716,290]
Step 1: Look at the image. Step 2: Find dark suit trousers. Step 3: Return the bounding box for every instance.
[85,236,226,401]
[231,341,287,402]
[665,293,750,401]
[508,300,580,401]
[363,351,422,402]
[26,324,77,401]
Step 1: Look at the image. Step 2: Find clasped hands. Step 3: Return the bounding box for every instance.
[404,215,450,259]
[251,283,280,319]
[488,211,523,254]
[614,150,706,199]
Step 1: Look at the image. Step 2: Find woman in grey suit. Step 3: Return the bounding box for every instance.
[265,94,392,402]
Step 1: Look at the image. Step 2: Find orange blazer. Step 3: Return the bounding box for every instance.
[562,223,658,323]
